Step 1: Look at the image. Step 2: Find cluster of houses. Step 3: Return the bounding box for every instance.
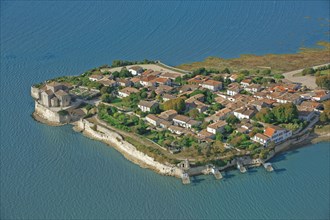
[103,68,329,148]
[32,65,330,149]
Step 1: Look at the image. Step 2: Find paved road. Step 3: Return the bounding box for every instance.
[282,63,330,89]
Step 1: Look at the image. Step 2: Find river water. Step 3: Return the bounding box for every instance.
[1,1,329,219]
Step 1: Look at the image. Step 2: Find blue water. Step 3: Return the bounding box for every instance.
[1,1,329,219]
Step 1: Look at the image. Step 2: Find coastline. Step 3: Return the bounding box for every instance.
[32,111,64,127]
[32,110,330,179]
[73,118,183,178]
[275,132,330,154]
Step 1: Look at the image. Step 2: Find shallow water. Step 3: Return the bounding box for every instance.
[1,1,329,219]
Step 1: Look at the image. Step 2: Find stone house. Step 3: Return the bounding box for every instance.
[41,89,54,107]
[40,82,71,108]
[54,90,71,107]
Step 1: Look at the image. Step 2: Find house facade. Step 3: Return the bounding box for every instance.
[138,100,159,112]
[264,125,292,144]
[206,120,227,134]
[128,66,143,76]
[201,80,223,91]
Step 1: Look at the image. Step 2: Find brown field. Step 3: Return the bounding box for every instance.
[177,41,330,73]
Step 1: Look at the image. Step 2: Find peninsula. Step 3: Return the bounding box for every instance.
[31,58,330,184]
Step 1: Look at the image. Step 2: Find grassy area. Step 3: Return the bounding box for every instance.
[314,124,330,134]
[319,69,330,76]
[110,100,133,111]
[293,68,330,77]
[177,41,330,73]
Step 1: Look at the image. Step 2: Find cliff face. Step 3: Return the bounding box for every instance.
[77,119,183,178]
[34,101,70,124]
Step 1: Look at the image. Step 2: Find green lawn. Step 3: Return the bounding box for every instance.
[319,69,330,75]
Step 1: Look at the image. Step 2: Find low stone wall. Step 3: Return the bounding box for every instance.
[35,101,70,124]
[77,119,183,178]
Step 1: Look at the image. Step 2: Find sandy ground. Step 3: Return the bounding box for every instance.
[101,64,186,75]
[282,63,330,89]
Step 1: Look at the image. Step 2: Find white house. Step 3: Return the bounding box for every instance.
[118,87,139,98]
[227,83,241,96]
[233,106,257,120]
[138,100,159,112]
[89,74,103,81]
[312,90,330,102]
[128,66,143,76]
[240,79,252,88]
[146,114,161,126]
[245,84,262,93]
[206,120,227,134]
[201,80,223,91]
[252,133,270,146]
[172,115,201,129]
[263,125,292,144]
[168,125,184,135]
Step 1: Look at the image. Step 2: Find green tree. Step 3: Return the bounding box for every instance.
[188,109,199,119]
[204,90,215,104]
[272,103,298,123]
[224,124,233,134]
[215,133,223,141]
[302,68,315,76]
[262,69,271,75]
[315,75,330,89]
[174,77,182,85]
[255,108,274,123]
[112,71,120,78]
[221,68,231,74]
[163,98,186,113]
[226,115,239,124]
[320,100,330,122]
[101,94,113,103]
[273,74,285,79]
[149,90,157,99]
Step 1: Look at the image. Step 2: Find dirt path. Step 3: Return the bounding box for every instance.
[282,63,330,89]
